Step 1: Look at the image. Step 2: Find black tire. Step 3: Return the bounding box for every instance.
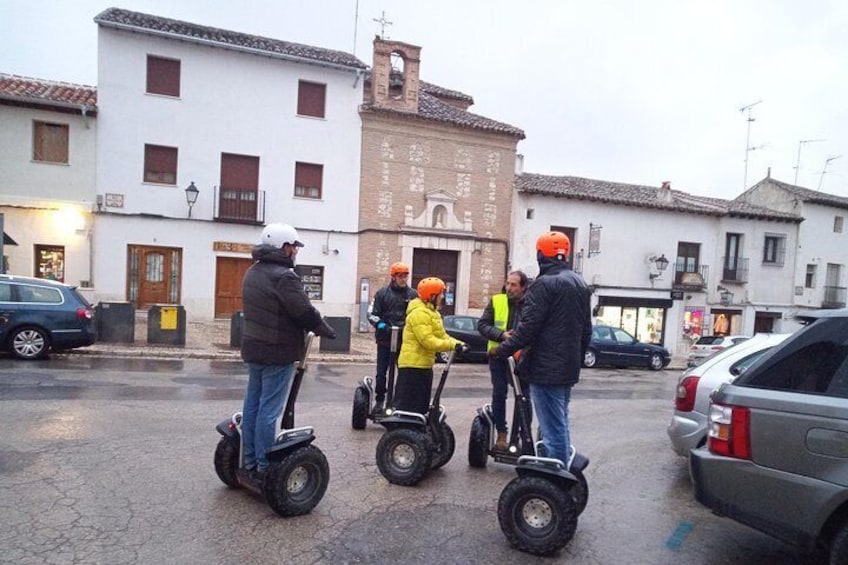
[264,444,329,517]
[9,326,50,360]
[213,435,241,488]
[352,385,369,430]
[468,415,490,468]
[570,468,589,516]
[376,428,432,486]
[498,475,578,556]
[648,353,664,371]
[583,348,597,369]
[430,421,456,469]
[830,520,848,565]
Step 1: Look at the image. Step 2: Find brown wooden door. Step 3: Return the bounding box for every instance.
[412,249,458,316]
[128,245,181,308]
[215,257,253,318]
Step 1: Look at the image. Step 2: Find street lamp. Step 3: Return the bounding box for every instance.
[649,254,670,280]
[185,181,199,218]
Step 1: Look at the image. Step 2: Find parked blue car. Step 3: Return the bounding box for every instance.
[583,325,671,371]
[0,274,95,359]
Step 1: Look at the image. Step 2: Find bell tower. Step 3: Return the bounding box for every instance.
[370,37,421,113]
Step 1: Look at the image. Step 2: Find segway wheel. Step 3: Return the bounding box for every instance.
[497,475,578,556]
[264,444,329,517]
[430,421,456,469]
[213,435,240,488]
[468,415,490,468]
[571,467,589,516]
[352,385,369,430]
[376,428,433,486]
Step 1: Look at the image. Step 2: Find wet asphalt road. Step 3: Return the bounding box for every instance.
[0,357,819,564]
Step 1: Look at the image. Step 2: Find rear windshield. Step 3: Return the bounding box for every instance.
[695,336,723,345]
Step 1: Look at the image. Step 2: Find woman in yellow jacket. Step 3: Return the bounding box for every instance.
[394,277,465,415]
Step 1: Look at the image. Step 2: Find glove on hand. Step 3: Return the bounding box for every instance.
[455,343,469,353]
[318,320,337,339]
[377,322,387,330]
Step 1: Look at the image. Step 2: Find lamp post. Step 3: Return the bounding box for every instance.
[185,181,199,218]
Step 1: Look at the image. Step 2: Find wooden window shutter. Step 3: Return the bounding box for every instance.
[221,153,260,190]
[294,162,323,199]
[144,144,178,184]
[33,121,69,163]
[297,81,326,118]
[147,56,181,96]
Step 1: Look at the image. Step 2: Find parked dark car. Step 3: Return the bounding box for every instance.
[0,274,95,359]
[691,308,848,563]
[583,325,670,371]
[438,315,488,363]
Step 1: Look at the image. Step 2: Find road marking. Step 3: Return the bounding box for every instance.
[665,521,694,550]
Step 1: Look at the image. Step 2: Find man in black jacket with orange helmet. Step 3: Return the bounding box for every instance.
[490,231,592,466]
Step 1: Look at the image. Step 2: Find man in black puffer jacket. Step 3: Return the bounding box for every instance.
[490,231,591,466]
[240,223,336,486]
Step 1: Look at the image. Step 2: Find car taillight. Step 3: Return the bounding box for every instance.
[675,376,700,412]
[710,345,723,351]
[708,402,751,459]
[77,307,93,320]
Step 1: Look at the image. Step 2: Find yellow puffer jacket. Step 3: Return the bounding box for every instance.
[398,298,462,369]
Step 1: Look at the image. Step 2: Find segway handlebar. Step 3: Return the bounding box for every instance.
[298,332,315,371]
[506,355,525,397]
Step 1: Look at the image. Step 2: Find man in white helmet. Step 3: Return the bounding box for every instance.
[239,222,336,487]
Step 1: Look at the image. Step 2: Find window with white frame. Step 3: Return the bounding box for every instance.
[763,234,786,266]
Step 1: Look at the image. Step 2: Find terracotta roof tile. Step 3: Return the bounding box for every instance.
[0,73,97,108]
[362,92,525,139]
[517,173,801,222]
[420,81,473,103]
[94,7,367,70]
[757,177,848,210]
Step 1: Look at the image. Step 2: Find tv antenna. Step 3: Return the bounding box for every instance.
[740,100,762,190]
[818,155,842,190]
[794,138,825,185]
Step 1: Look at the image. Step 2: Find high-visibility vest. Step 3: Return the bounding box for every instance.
[488,293,509,350]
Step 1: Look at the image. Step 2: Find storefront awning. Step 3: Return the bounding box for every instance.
[3,232,17,246]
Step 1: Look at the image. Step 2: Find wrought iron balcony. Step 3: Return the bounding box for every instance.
[214,186,265,224]
[823,286,847,309]
[673,264,709,290]
[721,256,749,283]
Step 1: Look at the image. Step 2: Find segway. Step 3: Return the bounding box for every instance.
[374,345,465,486]
[213,332,329,517]
[492,357,589,555]
[352,326,400,429]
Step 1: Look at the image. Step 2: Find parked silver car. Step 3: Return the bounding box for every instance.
[691,309,848,563]
[686,334,750,367]
[667,332,791,457]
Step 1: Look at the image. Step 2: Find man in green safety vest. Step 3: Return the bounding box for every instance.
[477,270,529,451]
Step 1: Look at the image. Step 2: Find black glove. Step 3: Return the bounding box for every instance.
[455,343,469,353]
[317,320,337,339]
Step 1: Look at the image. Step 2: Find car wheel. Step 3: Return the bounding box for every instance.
[583,348,597,368]
[497,474,578,556]
[830,520,848,564]
[264,444,329,517]
[213,435,240,488]
[468,415,490,468]
[9,326,50,360]
[648,353,664,371]
[376,428,433,486]
[351,385,369,430]
[430,421,456,469]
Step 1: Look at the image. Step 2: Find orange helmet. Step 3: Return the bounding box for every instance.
[390,262,410,277]
[536,231,571,259]
[417,277,446,301]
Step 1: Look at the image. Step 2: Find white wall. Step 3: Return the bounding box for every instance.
[794,202,848,307]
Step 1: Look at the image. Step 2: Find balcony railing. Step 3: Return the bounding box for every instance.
[674,264,709,289]
[214,186,265,224]
[721,256,749,283]
[823,286,847,309]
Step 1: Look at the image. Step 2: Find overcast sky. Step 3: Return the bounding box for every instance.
[3,0,847,199]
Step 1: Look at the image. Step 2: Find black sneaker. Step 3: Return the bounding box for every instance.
[374,398,386,413]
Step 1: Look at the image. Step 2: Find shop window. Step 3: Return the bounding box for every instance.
[144,144,178,184]
[35,245,64,282]
[297,81,326,118]
[294,162,323,199]
[295,265,324,300]
[147,55,180,97]
[33,121,69,164]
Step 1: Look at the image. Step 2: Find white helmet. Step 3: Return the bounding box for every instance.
[260,223,304,248]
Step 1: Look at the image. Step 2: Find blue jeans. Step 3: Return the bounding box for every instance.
[242,362,296,471]
[530,383,573,466]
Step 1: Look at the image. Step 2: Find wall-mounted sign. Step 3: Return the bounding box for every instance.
[670,290,684,300]
[105,193,124,208]
[213,241,253,254]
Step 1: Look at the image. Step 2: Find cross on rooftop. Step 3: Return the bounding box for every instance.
[373,11,392,39]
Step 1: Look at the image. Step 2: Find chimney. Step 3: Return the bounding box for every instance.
[658,180,673,203]
[370,38,421,113]
[515,154,525,175]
